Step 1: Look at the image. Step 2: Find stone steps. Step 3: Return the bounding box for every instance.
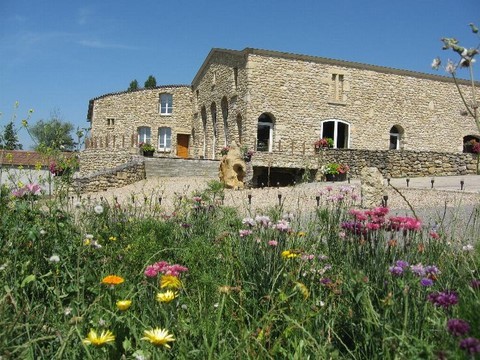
[144,157,219,178]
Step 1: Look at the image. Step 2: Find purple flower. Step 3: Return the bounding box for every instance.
[320,278,332,285]
[470,279,480,289]
[459,337,480,355]
[427,290,459,309]
[420,278,433,287]
[389,266,404,276]
[410,263,426,277]
[424,265,440,276]
[239,229,253,237]
[395,260,409,269]
[447,319,470,337]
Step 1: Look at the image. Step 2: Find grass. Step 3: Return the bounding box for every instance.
[0,176,479,359]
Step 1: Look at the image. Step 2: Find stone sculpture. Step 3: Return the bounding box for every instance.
[218,142,246,189]
[360,167,385,208]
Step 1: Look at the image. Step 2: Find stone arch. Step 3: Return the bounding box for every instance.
[201,106,207,158]
[389,125,404,150]
[236,113,243,145]
[221,96,229,146]
[320,119,350,149]
[257,113,275,152]
[211,102,217,159]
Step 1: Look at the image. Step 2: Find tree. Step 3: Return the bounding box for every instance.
[144,75,157,88]
[128,79,139,91]
[29,110,75,151]
[0,121,23,150]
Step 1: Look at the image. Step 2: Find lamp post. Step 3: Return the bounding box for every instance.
[406,178,410,187]
[431,178,435,189]
[460,179,465,191]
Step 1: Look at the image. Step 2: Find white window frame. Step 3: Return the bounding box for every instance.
[320,119,350,149]
[160,94,173,115]
[158,127,172,152]
[138,126,151,144]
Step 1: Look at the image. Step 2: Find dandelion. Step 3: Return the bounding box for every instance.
[141,328,175,348]
[156,290,178,303]
[48,255,60,263]
[295,282,310,299]
[94,204,104,214]
[101,275,125,286]
[160,275,182,289]
[109,236,117,241]
[83,329,115,346]
[447,319,470,337]
[116,300,132,311]
[462,244,474,252]
[281,250,298,259]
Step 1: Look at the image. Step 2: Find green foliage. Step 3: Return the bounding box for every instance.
[29,110,75,151]
[144,75,157,89]
[0,121,23,150]
[1,184,479,359]
[127,79,139,91]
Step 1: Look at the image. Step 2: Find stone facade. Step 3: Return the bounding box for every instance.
[87,85,192,157]
[86,48,480,181]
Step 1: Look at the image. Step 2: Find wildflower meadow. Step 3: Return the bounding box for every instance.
[1,174,479,359]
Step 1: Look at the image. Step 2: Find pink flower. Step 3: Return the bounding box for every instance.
[268,240,278,246]
[144,266,158,278]
[26,183,42,195]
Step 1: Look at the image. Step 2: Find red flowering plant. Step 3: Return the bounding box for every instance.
[220,146,230,156]
[321,163,349,175]
[49,156,79,176]
[314,137,334,149]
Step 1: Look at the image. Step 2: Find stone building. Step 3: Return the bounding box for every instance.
[86,48,479,184]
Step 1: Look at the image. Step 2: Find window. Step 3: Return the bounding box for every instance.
[106,118,115,126]
[257,113,274,152]
[233,67,238,89]
[330,73,344,102]
[160,94,173,115]
[158,127,172,152]
[321,120,349,148]
[221,97,229,146]
[389,126,401,150]
[138,126,151,144]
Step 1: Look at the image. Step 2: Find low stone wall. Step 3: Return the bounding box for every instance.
[78,148,136,175]
[72,159,145,194]
[252,149,478,177]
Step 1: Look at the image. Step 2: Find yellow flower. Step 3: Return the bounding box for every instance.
[101,275,125,285]
[141,328,175,348]
[160,275,182,289]
[116,300,132,311]
[297,231,306,237]
[156,290,178,303]
[281,250,298,259]
[83,329,115,346]
[295,282,310,299]
[109,236,117,241]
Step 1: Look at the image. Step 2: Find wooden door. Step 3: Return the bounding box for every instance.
[177,134,189,159]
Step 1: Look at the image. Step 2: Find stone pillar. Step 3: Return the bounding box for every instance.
[360,167,385,208]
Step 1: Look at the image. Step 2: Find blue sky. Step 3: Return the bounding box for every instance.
[0,0,478,149]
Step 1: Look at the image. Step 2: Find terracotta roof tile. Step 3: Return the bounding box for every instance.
[0,150,72,167]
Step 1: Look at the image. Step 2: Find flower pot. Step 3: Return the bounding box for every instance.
[325,173,347,182]
[143,150,154,157]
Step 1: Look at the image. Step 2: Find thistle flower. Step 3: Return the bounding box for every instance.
[427,290,458,309]
[83,329,115,346]
[141,328,175,348]
[156,290,178,303]
[101,275,125,286]
[116,300,132,311]
[446,318,470,337]
[459,337,480,355]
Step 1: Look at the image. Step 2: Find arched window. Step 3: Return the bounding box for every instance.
[201,106,207,158]
[158,127,172,152]
[211,102,217,159]
[257,113,274,152]
[389,125,404,150]
[221,97,229,146]
[320,120,349,148]
[137,126,151,144]
[236,114,243,145]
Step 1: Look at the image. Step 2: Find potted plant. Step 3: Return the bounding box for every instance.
[321,163,349,182]
[139,142,155,157]
[314,137,334,152]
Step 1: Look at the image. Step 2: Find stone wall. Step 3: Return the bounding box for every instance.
[72,158,145,194]
[252,149,478,177]
[79,148,136,175]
